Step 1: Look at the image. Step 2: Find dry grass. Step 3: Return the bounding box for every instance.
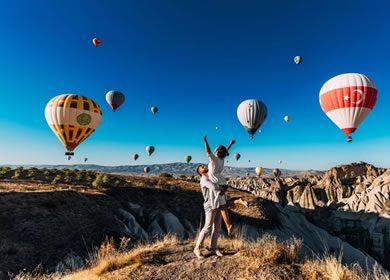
[302,256,390,280]
[14,234,390,280]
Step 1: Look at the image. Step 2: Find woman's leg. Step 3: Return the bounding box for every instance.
[220,208,233,235]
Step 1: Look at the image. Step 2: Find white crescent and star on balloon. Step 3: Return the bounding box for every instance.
[343,89,364,104]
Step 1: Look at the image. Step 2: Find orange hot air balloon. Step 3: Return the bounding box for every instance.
[92,38,101,47]
[319,73,377,142]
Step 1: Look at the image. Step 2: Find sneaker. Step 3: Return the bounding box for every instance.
[193,248,204,259]
[210,249,224,257]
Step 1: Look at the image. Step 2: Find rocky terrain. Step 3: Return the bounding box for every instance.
[0,162,388,279]
[229,162,390,269]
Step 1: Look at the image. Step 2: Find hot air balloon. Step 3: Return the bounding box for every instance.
[185,155,192,163]
[215,126,219,130]
[237,99,267,139]
[146,146,155,156]
[279,160,282,164]
[106,90,125,111]
[234,153,241,161]
[255,166,263,176]
[67,156,72,161]
[144,166,150,173]
[294,56,302,64]
[319,73,377,142]
[273,168,282,178]
[133,154,139,161]
[92,38,101,47]
[45,94,102,157]
[151,107,158,114]
[284,116,290,122]
[246,172,250,176]
[248,160,251,163]
[84,158,88,163]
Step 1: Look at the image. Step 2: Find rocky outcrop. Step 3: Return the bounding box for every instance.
[228,162,390,269]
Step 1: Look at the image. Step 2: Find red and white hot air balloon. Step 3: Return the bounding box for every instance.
[92,38,101,47]
[319,73,377,142]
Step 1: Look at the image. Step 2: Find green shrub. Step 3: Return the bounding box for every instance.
[51,174,62,185]
[92,173,104,188]
[0,167,11,176]
[12,168,23,180]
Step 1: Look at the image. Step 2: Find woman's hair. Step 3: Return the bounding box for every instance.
[196,165,204,176]
[214,145,229,158]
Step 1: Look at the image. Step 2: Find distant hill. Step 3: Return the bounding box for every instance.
[2,162,323,177]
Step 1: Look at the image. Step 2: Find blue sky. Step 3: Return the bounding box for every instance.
[0,0,389,170]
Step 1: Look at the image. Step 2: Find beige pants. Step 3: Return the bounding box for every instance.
[194,208,222,250]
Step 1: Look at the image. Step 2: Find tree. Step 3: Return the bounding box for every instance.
[92,174,104,188]
[12,167,24,180]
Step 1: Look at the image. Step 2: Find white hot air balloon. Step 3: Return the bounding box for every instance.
[284,116,290,122]
[319,73,377,142]
[294,56,302,64]
[237,99,267,139]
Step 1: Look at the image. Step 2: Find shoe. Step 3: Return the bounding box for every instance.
[193,248,204,259]
[210,249,224,257]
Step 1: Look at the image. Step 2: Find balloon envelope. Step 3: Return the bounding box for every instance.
[133,154,139,161]
[146,146,155,156]
[92,38,101,47]
[151,107,158,114]
[144,166,150,173]
[284,116,290,122]
[294,56,302,64]
[237,99,267,139]
[84,158,88,162]
[45,94,102,155]
[234,153,241,161]
[184,155,192,163]
[106,90,125,111]
[255,166,263,176]
[319,73,377,141]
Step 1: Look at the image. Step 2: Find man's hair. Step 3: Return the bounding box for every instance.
[196,165,203,176]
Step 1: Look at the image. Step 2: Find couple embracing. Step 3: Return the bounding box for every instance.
[194,136,248,259]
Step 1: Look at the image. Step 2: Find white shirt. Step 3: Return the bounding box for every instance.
[200,175,226,210]
[207,153,227,185]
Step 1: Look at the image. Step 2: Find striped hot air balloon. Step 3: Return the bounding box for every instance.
[319,73,377,142]
[237,99,267,139]
[45,94,102,156]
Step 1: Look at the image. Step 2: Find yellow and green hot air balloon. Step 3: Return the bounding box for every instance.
[45,94,102,157]
[255,166,263,176]
[185,155,192,163]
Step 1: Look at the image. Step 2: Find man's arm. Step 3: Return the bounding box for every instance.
[203,135,212,156]
[203,179,222,191]
[226,139,236,152]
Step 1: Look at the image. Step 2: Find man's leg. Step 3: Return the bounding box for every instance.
[210,209,222,251]
[194,209,216,250]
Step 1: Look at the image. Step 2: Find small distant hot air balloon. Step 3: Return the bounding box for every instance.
[184,155,192,163]
[84,158,88,163]
[255,166,263,176]
[294,56,302,64]
[319,73,377,142]
[133,154,139,161]
[215,126,219,130]
[246,172,250,176]
[146,146,155,156]
[273,168,282,178]
[67,156,72,161]
[106,90,125,111]
[144,166,150,173]
[284,116,290,122]
[237,99,267,139]
[151,107,158,114]
[45,94,102,157]
[279,160,282,164]
[248,160,251,163]
[92,38,101,47]
[234,153,241,161]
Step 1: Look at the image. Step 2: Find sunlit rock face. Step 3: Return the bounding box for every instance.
[228,162,390,269]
